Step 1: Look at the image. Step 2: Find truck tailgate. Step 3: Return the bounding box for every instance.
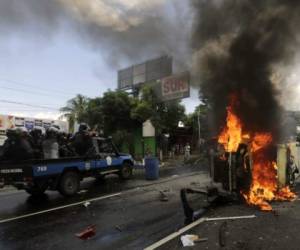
[0,163,33,184]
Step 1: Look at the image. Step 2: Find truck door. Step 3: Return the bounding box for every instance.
[93,139,121,169]
[100,139,122,167]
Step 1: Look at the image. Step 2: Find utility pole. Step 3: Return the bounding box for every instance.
[197,110,201,148]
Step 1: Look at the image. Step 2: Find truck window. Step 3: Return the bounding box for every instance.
[98,140,115,155]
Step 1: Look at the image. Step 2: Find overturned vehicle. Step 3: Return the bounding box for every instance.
[181,104,298,223]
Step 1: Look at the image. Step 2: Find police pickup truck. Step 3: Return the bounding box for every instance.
[0,137,134,196]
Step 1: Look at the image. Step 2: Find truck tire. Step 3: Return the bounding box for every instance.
[119,162,133,180]
[59,171,80,197]
[25,182,48,196]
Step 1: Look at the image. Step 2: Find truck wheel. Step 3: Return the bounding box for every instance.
[25,183,48,196]
[59,171,80,197]
[119,162,133,180]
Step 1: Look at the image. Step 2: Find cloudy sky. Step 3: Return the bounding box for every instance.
[0,0,199,120]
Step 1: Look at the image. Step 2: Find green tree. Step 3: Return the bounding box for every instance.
[99,90,140,155]
[131,100,153,123]
[153,101,186,135]
[184,102,210,143]
[133,85,186,135]
[100,90,138,135]
[60,87,188,156]
[85,97,103,132]
[60,94,89,132]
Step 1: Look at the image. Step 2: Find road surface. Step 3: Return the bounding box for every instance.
[0,164,209,250]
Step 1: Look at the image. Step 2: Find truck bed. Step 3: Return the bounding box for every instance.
[0,155,128,186]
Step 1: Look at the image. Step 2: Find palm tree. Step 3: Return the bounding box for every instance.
[60,94,89,132]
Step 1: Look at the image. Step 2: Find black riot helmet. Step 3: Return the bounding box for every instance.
[6,128,18,138]
[30,126,44,137]
[78,123,89,133]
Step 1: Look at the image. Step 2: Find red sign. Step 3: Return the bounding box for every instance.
[161,72,190,101]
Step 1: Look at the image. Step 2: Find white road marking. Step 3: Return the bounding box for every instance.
[0,192,121,224]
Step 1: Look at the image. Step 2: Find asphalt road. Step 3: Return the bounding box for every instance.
[160,184,300,250]
[2,162,298,250]
[0,164,210,250]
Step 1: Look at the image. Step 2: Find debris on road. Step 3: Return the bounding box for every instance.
[219,221,227,247]
[75,225,96,240]
[83,201,91,208]
[115,225,124,232]
[180,187,240,224]
[78,190,88,194]
[195,237,208,243]
[159,191,169,202]
[180,234,206,247]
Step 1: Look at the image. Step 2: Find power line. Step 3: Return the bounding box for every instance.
[0,100,60,111]
[0,109,59,112]
[0,86,69,98]
[0,78,80,96]
[0,78,76,96]
[0,103,63,107]
[1,101,60,108]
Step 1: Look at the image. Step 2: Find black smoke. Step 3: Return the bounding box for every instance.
[191,0,300,140]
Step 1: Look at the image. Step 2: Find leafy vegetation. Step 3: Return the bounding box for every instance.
[60,86,209,151]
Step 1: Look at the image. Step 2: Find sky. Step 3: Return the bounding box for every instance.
[0,32,116,119]
[0,0,199,120]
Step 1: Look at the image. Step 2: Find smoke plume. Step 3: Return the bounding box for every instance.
[0,0,191,67]
[191,0,300,139]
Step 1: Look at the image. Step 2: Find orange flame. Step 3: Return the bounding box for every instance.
[218,106,242,152]
[218,101,296,211]
[276,186,297,201]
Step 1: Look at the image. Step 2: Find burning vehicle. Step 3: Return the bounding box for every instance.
[212,95,297,211]
[181,96,298,224]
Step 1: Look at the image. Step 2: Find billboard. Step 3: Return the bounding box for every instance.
[160,72,190,101]
[0,115,69,145]
[118,66,133,89]
[35,119,43,127]
[0,115,68,133]
[15,117,25,127]
[118,55,172,89]
[25,119,35,131]
[0,129,6,146]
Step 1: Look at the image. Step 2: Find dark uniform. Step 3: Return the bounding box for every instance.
[2,129,34,161]
[29,127,44,159]
[72,124,93,156]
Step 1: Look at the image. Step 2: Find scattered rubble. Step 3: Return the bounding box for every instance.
[115,225,124,232]
[159,191,169,202]
[218,221,227,247]
[83,201,91,208]
[78,190,88,194]
[75,225,96,240]
[180,234,207,247]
